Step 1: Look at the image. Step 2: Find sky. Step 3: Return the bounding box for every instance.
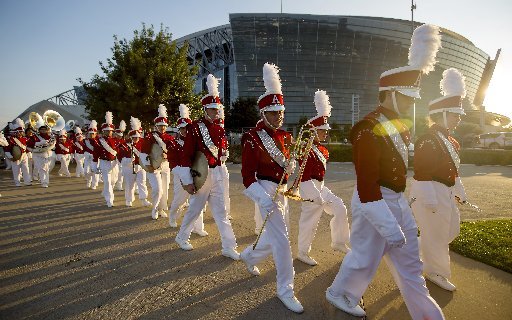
[0,0,511,129]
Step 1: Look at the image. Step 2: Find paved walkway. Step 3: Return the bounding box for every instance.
[0,163,511,319]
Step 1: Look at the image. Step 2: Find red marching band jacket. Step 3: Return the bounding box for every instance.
[93,136,120,162]
[5,136,28,157]
[84,137,98,154]
[55,139,74,155]
[179,118,226,169]
[168,137,184,170]
[73,139,85,155]
[414,124,460,187]
[300,142,329,182]
[141,131,175,164]
[27,133,53,151]
[241,121,292,188]
[351,106,411,203]
[116,138,131,162]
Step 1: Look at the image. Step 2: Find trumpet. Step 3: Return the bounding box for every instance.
[253,124,316,249]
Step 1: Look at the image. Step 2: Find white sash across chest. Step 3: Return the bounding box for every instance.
[12,137,27,151]
[198,122,219,159]
[311,144,327,170]
[152,133,168,153]
[59,143,70,153]
[74,141,83,151]
[85,139,94,152]
[436,132,460,171]
[127,143,141,158]
[99,138,117,157]
[376,114,409,168]
[256,129,287,168]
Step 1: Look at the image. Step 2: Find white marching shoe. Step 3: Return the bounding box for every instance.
[221,248,240,261]
[141,199,152,207]
[240,251,260,276]
[151,209,159,220]
[169,217,178,228]
[297,252,318,266]
[277,295,304,314]
[175,236,193,251]
[425,273,456,291]
[331,242,351,253]
[159,209,168,218]
[125,201,132,207]
[192,229,209,237]
[325,288,366,317]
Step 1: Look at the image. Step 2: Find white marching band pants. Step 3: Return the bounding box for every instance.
[121,158,149,203]
[221,163,231,216]
[84,153,99,188]
[32,153,51,187]
[298,179,350,254]
[99,159,116,206]
[241,179,295,298]
[177,166,237,250]
[147,160,171,212]
[169,169,204,232]
[111,159,120,187]
[410,181,461,280]
[329,187,444,320]
[74,153,85,177]
[49,151,56,173]
[56,154,71,177]
[10,153,31,186]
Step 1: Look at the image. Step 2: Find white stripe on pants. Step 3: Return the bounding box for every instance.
[298,179,350,254]
[241,179,295,298]
[411,181,460,279]
[11,154,31,185]
[147,161,170,211]
[169,171,204,232]
[121,158,149,203]
[100,159,116,206]
[329,187,444,320]
[177,166,236,250]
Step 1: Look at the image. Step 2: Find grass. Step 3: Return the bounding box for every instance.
[449,219,512,273]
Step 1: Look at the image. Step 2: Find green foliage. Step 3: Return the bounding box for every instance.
[79,23,202,129]
[297,115,309,128]
[225,97,259,129]
[324,144,353,162]
[450,220,512,273]
[461,148,512,166]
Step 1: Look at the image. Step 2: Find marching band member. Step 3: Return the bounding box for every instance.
[27,119,55,188]
[239,63,303,313]
[55,129,73,177]
[410,68,467,291]
[296,90,350,266]
[168,104,207,236]
[216,107,232,219]
[119,117,152,207]
[4,125,13,171]
[326,25,444,320]
[73,127,86,177]
[174,74,239,261]
[0,131,6,196]
[93,112,121,207]
[5,118,32,186]
[140,105,173,219]
[84,121,100,189]
[113,120,126,191]
[25,125,37,182]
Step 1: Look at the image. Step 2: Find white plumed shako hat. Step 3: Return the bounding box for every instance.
[429,68,466,115]
[307,90,332,130]
[257,63,285,112]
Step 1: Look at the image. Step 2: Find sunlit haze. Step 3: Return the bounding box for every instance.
[0,0,510,128]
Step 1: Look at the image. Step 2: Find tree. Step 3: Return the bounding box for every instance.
[79,24,202,128]
[225,97,259,129]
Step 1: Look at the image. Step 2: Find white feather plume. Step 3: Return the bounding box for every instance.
[408,24,442,74]
[105,111,113,125]
[130,116,141,131]
[440,68,467,98]
[206,74,220,97]
[262,63,282,94]
[15,118,25,129]
[158,104,168,118]
[89,120,98,130]
[179,104,190,119]
[59,129,67,136]
[219,106,225,119]
[314,90,332,117]
[75,127,83,135]
[118,120,126,132]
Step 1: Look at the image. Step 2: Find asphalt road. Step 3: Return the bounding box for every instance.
[0,163,511,319]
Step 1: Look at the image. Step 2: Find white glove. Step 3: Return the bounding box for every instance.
[244,182,283,213]
[220,155,228,163]
[454,177,467,202]
[285,160,296,175]
[360,199,406,248]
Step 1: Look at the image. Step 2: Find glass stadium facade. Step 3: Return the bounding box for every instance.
[175,13,500,128]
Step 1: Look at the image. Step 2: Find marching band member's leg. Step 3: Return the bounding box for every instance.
[254,202,263,235]
[122,157,136,206]
[136,168,151,206]
[100,159,115,207]
[297,199,323,266]
[322,186,350,252]
[169,173,189,227]
[158,161,170,217]
[147,170,163,219]
[10,159,22,186]
[19,154,32,185]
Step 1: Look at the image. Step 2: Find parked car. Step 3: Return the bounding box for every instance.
[474,132,512,149]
